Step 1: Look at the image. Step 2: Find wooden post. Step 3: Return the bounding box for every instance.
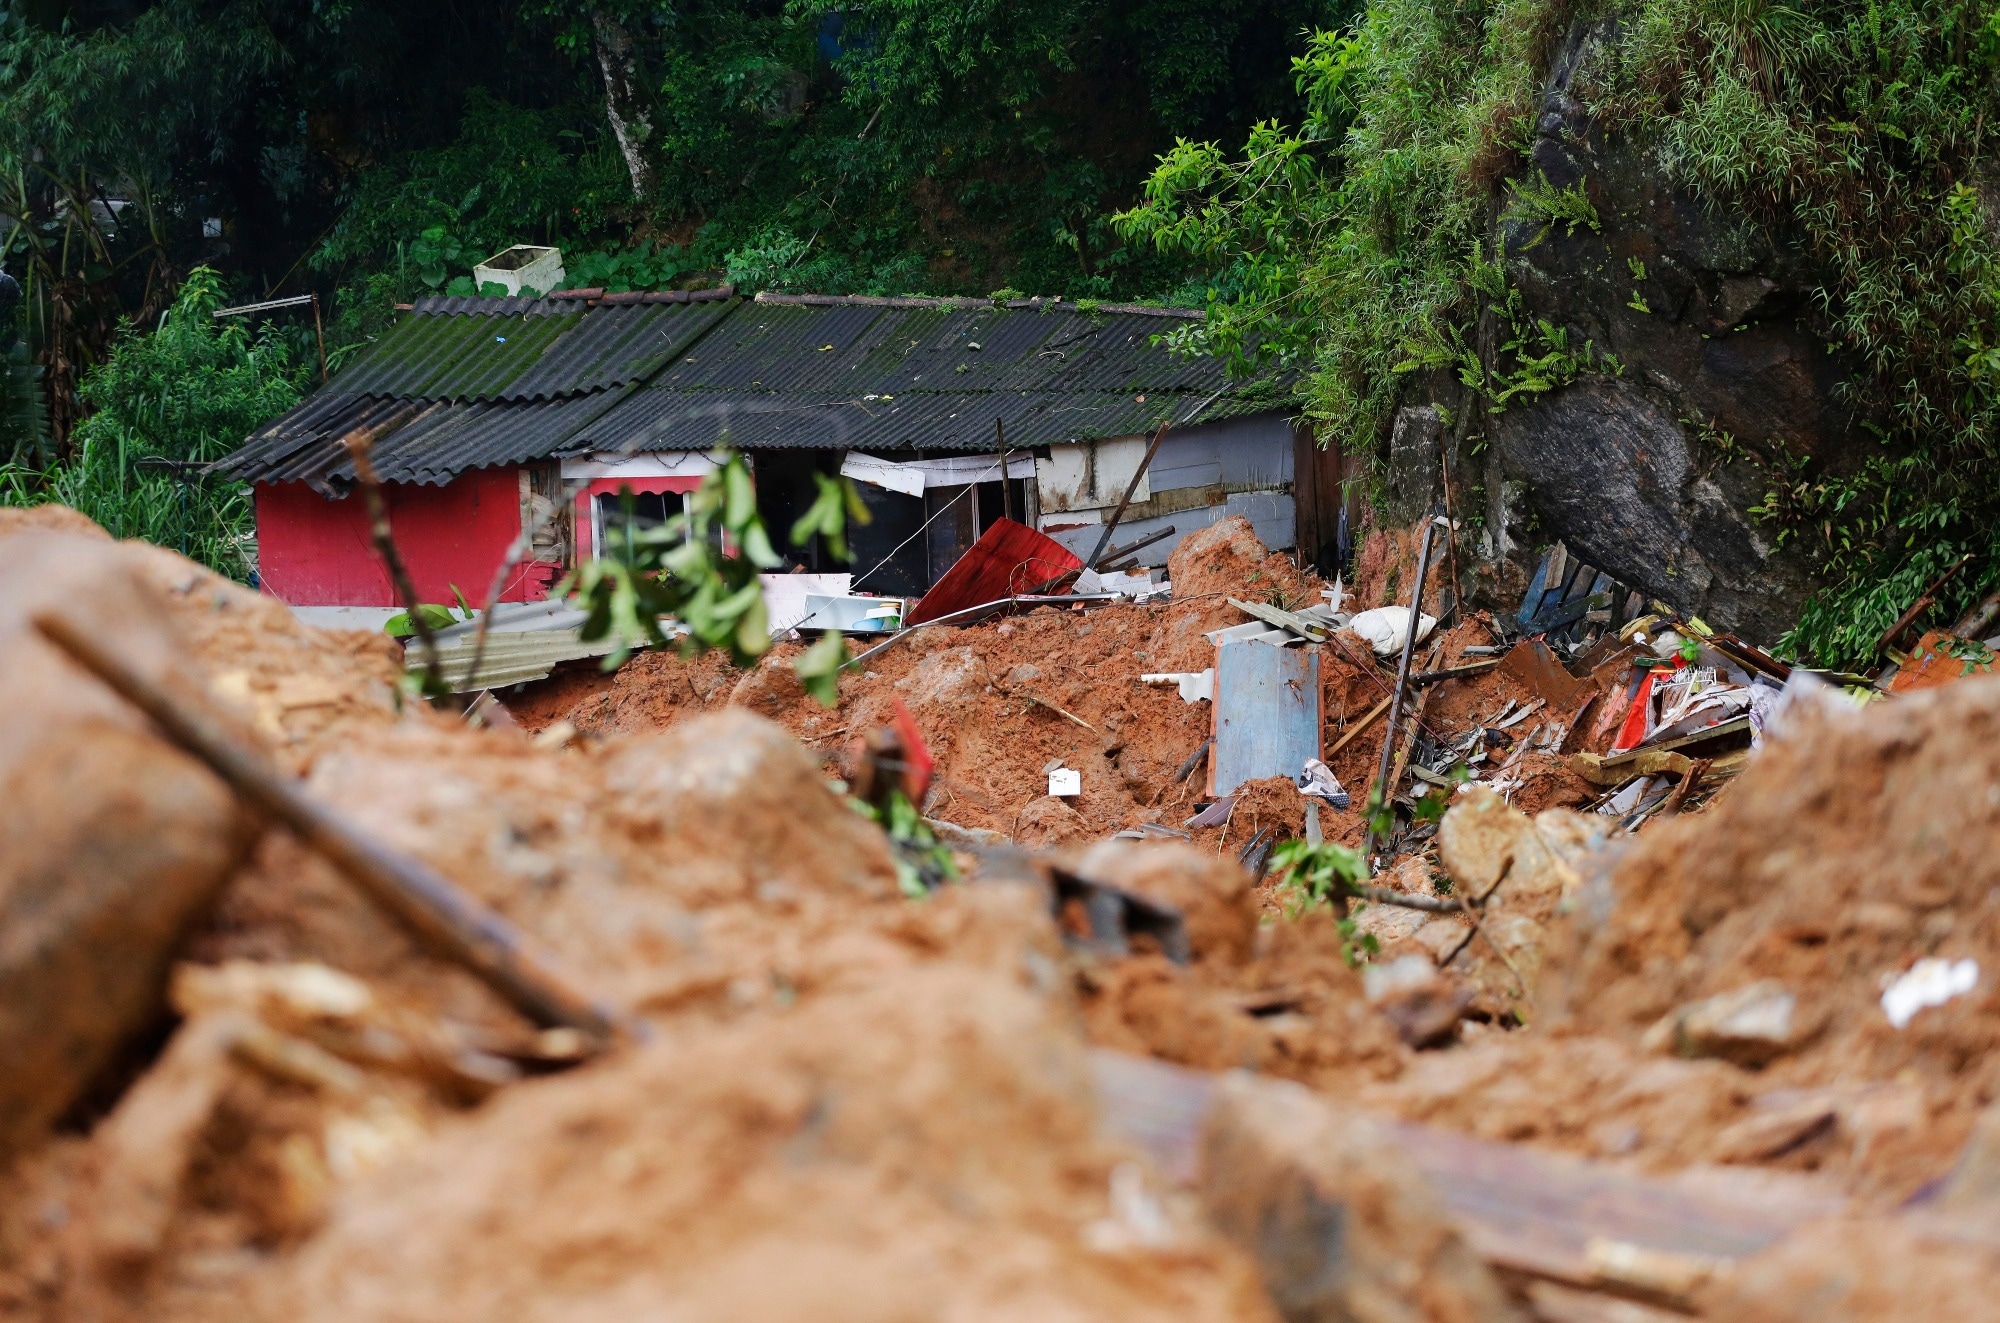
[996,417,1013,523]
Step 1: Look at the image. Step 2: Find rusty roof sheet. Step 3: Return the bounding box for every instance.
[222,293,1289,485]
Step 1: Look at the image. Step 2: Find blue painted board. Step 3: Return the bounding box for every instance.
[1211,638,1322,796]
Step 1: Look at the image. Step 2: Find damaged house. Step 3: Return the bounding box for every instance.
[221,289,1340,607]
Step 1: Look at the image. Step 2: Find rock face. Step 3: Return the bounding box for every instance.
[1462,18,1874,640]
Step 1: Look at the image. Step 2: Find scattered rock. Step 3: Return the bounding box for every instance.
[601,708,901,902]
[1643,981,1802,1067]
[1710,1095,1840,1165]
[1437,788,1600,904]
[1363,955,1471,1049]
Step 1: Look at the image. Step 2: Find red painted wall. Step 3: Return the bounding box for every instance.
[256,468,557,607]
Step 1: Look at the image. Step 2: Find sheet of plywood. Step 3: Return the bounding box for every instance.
[1034,436,1152,513]
[1209,637,1320,796]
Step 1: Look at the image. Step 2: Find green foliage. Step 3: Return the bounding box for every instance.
[562,449,864,704]
[1122,0,2000,670]
[1268,837,1379,963]
[562,244,690,294]
[1269,836,1368,910]
[1503,171,1602,244]
[0,268,304,575]
[1598,0,2000,668]
[0,344,49,467]
[384,591,473,639]
[851,788,958,897]
[1117,0,1579,439]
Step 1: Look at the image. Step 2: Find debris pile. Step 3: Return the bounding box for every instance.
[6,505,2000,1320]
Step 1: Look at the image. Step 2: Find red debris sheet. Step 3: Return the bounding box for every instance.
[905,518,1083,625]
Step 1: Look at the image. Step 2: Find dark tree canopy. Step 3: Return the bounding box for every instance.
[0,0,1346,435]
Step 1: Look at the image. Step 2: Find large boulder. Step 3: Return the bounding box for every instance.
[1453,18,1873,639]
[0,531,260,1153]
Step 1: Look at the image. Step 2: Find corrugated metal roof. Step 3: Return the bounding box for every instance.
[507,301,732,399]
[333,309,582,400]
[564,386,1273,457]
[222,294,1291,485]
[407,295,569,316]
[330,300,729,403]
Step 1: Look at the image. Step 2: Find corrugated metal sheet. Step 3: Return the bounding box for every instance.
[330,300,729,403]
[222,295,1291,485]
[221,391,624,489]
[506,301,732,399]
[564,386,1271,456]
[334,309,582,400]
[644,303,1229,398]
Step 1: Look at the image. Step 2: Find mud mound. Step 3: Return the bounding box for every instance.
[240,965,1273,1323]
[1526,675,2000,1194]
[1702,1214,2000,1321]
[1165,516,1310,605]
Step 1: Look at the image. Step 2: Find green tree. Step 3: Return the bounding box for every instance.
[0,268,305,574]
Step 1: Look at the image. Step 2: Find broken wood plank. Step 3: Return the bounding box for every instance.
[1088,1051,1844,1313]
[1323,693,1392,761]
[1387,1122,1844,1309]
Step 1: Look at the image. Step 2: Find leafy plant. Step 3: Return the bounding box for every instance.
[0,267,304,576]
[1503,170,1601,245]
[385,586,473,639]
[1269,836,1368,908]
[562,449,868,705]
[851,788,958,897]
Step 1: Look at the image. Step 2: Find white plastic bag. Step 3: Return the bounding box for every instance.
[1349,605,1437,658]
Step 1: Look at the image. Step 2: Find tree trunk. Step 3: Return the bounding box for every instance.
[591,10,656,201]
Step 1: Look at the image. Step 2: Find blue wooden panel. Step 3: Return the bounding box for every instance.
[1212,638,1321,796]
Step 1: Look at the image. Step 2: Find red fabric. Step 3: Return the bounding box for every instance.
[1610,667,1658,754]
[906,518,1082,625]
[256,470,556,607]
[890,697,935,802]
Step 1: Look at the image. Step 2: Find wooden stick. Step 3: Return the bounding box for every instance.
[1020,693,1095,732]
[1173,735,1214,784]
[343,422,445,695]
[1364,515,1442,866]
[1084,416,1176,570]
[1385,643,1443,798]
[1352,884,1460,913]
[1408,658,1502,686]
[1875,552,1972,657]
[33,613,631,1047]
[1323,693,1392,760]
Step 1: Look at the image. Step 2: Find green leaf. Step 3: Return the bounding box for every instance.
[795,629,848,707]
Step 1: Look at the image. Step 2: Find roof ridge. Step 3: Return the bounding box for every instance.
[401,286,737,315]
[751,291,1202,320]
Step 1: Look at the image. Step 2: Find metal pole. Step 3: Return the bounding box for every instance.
[312,293,328,385]
[996,417,1012,523]
[1362,512,1442,870]
[1083,417,1172,571]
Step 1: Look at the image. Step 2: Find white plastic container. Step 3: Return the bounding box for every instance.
[798,594,905,633]
[472,245,566,297]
